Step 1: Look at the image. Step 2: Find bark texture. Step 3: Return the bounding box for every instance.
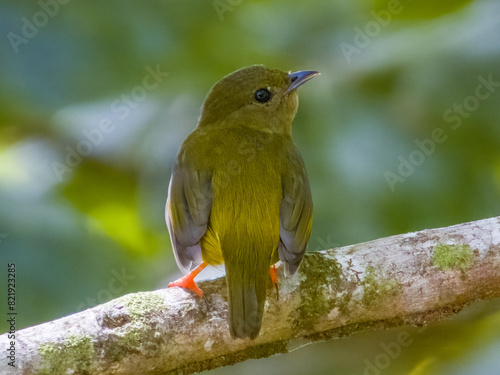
[2,216,500,375]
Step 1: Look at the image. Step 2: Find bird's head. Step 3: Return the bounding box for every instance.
[198,65,319,135]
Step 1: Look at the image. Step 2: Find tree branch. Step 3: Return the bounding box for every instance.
[2,217,500,374]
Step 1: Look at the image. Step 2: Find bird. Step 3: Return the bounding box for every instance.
[166,65,318,339]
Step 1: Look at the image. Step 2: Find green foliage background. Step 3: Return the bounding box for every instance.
[1,0,499,374]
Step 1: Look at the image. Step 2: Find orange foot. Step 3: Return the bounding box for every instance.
[169,262,207,298]
[270,264,279,299]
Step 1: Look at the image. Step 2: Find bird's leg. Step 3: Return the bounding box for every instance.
[269,264,279,300]
[168,262,207,298]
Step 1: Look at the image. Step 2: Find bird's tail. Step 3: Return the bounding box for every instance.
[225,259,268,339]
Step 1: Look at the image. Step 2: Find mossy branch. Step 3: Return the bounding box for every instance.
[2,217,500,374]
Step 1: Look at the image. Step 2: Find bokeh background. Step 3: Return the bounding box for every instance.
[1,0,500,374]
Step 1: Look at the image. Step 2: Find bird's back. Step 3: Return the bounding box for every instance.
[187,125,290,338]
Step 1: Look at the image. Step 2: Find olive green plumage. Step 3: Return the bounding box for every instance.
[166,65,316,339]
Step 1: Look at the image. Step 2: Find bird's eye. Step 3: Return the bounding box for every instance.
[254,88,272,103]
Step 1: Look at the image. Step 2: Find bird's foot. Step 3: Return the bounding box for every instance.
[168,262,207,298]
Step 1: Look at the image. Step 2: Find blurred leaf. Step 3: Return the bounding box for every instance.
[408,357,438,375]
[63,159,160,256]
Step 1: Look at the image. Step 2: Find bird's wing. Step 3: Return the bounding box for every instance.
[166,163,212,274]
[279,153,313,275]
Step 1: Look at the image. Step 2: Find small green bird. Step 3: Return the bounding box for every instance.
[166,65,318,339]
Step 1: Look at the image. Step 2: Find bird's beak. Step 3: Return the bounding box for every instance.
[285,70,320,94]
